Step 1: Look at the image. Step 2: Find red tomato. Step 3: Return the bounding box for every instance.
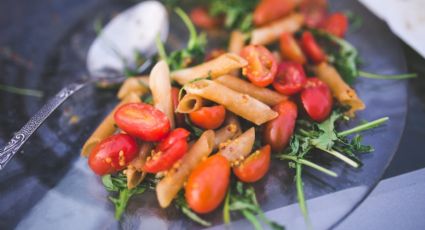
[233,145,271,183]
[300,0,328,28]
[263,101,298,152]
[114,103,170,142]
[190,7,222,29]
[189,105,226,130]
[253,0,297,26]
[88,134,138,175]
[143,128,190,173]
[301,78,333,122]
[171,87,185,128]
[273,62,307,95]
[185,154,230,213]
[240,45,278,87]
[300,31,327,64]
[322,12,348,37]
[279,33,307,65]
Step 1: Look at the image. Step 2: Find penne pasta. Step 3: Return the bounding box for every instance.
[117,75,149,99]
[156,130,215,208]
[228,30,246,54]
[184,79,278,125]
[250,13,304,45]
[214,75,287,106]
[314,62,365,116]
[150,60,175,128]
[126,143,152,189]
[81,93,141,157]
[175,94,204,114]
[214,113,242,150]
[217,127,255,165]
[171,53,248,85]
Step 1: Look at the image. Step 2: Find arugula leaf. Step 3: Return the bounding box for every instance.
[175,192,212,227]
[0,84,43,98]
[310,111,342,150]
[184,115,204,139]
[208,0,258,32]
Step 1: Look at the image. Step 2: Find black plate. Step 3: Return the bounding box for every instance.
[0,0,408,229]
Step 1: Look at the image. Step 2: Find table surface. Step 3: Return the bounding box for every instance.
[1,0,424,229]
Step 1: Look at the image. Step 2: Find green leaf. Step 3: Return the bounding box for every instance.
[311,111,342,150]
[175,192,212,227]
[0,84,43,98]
[102,175,117,192]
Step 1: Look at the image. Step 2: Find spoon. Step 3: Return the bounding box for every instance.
[0,1,169,170]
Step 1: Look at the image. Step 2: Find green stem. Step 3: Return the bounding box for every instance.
[280,155,338,177]
[359,71,417,80]
[155,34,168,61]
[242,210,263,230]
[296,163,310,225]
[338,117,389,137]
[0,84,43,98]
[114,189,130,220]
[223,189,231,224]
[175,8,197,49]
[316,146,359,168]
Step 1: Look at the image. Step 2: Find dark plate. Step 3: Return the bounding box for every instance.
[0,0,407,229]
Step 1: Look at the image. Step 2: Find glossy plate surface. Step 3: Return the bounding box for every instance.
[0,0,407,229]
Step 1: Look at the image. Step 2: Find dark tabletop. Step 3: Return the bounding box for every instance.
[0,0,424,228]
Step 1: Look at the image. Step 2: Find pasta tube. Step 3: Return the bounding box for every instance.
[314,62,365,116]
[150,60,175,129]
[126,143,152,189]
[214,113,242,150]
[156,130,215,208]
[171,53,248,85]
[250,13,304,45]
[228,30,246,54]
[184,80,278,125]
[117,76,149,99]
[217,127,255,165]
[81,93,141,157]
[175,94,204,114]
[214,75,287,106]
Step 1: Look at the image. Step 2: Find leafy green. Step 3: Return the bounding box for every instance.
[184,114,204,138]
[0,84,43,98]
[175,192,212,227]
[358,71,417,80]
[208,0,258,32]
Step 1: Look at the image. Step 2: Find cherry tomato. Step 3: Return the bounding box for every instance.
[253,0,297,26]
[171,87,185,128]
[185,154,230,214]
[233,145,271,183]
[273,62,307,95]
[190,7,222,29]
[300,31,327,64]
[88,134,138,175]
[114,103,170,142]
[322,12,348,37]
[301,78,333,122]
[300,0,328,28]
[189,105,226,130]
[279,33,307,65]
[240,45,278,87]
[263,100,298,153]
[143,128,190,173]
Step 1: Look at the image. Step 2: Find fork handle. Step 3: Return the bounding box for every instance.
[0,82,87,170]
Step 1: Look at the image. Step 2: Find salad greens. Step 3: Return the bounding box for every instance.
[0,84,43,98]
[208,0,258,32]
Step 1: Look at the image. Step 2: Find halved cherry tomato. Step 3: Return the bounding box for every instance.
[322,12,348,38]
[240,45,278,87]
[301,78,333,122]
[300,0,328,28]
[143,128,190,173]
[114,103,170,142]
[190,7,222,29]
[273,62,307,95]
[253,0,297,26]
[88,133,138,175]
[185,154,230,214]
[279,33,307,65]
[300,31,327,64]
[189,105,226,130]
[171,87,185,128]
[233,145,271,183]
[263,100,298,152]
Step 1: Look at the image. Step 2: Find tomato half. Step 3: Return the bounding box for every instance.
[143,128,190,173]
[300,31,327,64]
[301,78,333,122]
[322,12,348,38]
[279,33,306,65]
[273,62,307,95]
[253,0,297,26]
[189,105,226,130]
[114,103,170,142]
[190,7,222,29]
[88,133,138,175]
[300,0,328,28]
[240,45,278,87]
[171,87,185,128]
[185,154,230,214]
[233,145,271,183]
[263,100,298,152]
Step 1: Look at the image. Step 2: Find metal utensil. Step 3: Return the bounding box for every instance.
[0,1,169,170]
